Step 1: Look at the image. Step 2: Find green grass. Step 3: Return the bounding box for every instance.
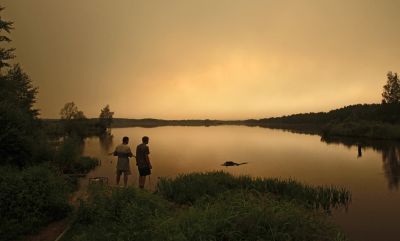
[64,171,350,241]
[154,190,347,241]
[157,171,351,212]
[62,186,171,241]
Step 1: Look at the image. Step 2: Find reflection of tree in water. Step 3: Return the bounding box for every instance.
[381,145,400,189]
[321,136,400,190]
[99,132,113,154]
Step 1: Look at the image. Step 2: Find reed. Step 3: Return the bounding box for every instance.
[157,171,351,212]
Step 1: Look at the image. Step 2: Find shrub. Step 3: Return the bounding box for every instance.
[0,165,71,240]
[72,156,99,174]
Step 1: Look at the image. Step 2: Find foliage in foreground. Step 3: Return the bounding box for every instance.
[0,165,71,241]
[64,172,349,241]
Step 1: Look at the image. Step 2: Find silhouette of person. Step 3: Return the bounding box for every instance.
[357,145,362,158]
[113,136,133,187]
[136,136,152,189]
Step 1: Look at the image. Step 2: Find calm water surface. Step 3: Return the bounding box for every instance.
[83,126,400,241]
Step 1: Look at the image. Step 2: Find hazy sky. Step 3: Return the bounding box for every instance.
[3,0,400,119]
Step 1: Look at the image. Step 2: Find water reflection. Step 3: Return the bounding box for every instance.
[382,146,400,189]
[99,132,113,154]
[321,136,400,190]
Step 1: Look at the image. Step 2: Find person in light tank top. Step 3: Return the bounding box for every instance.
[113,136,133,187]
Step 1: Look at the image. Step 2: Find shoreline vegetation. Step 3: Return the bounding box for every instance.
[62,172,351,241]
[43,103,400,140]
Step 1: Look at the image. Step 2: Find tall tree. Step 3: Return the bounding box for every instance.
[59,102,87,137]
[0,6,15,74]
[5,64,38,117]
[382,71,400,104]
[0,7,41,166]
[99,104,114,132]
[60,102,86,120]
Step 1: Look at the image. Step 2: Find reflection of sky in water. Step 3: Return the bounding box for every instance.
[83,126,400,241]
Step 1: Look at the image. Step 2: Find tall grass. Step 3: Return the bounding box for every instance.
[157,171,351,212]
[63,186,171,241]
[64,172,351,241]
[153,190,347,241]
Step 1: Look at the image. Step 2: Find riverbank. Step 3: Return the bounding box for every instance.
[62,171,351,241]
[42,103,398,140]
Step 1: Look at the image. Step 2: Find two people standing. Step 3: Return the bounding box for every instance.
[113,136,152,188]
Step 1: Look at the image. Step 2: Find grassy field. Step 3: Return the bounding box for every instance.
[63,171,350,241]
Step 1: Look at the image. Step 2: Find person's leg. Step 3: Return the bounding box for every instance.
[139,176,145,189]
[116,171,121,185]
[123,173,128,187]
[142,175,147,187]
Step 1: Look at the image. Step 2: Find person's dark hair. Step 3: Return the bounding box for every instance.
[142,136,149,143]
[122,136,129,143]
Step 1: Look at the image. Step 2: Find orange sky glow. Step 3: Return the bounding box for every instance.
[3,0,400,119]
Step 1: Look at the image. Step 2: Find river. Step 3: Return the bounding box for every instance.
[82,126,400,241]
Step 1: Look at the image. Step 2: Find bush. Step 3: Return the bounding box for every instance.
[55,136,82,170]
[55,136,99,174]
[72,156,99,174]
[0,165,71,240]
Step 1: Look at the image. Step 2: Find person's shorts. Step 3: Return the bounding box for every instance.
[138,167,151,176]
[116,169,131,176]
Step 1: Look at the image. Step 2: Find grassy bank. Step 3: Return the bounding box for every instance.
[63,171,350,241]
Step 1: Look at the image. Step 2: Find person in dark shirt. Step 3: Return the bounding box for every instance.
[136,136,152,189]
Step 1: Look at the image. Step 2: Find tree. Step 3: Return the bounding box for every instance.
[0,6,15,74]
[59,102,88,137]
[0,7,44,167]
[382,71,400,104]
[99,104,114,132]
[60,102,86,120]
[5,64,38,117]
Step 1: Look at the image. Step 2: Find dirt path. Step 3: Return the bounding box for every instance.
[21,219,70,241]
